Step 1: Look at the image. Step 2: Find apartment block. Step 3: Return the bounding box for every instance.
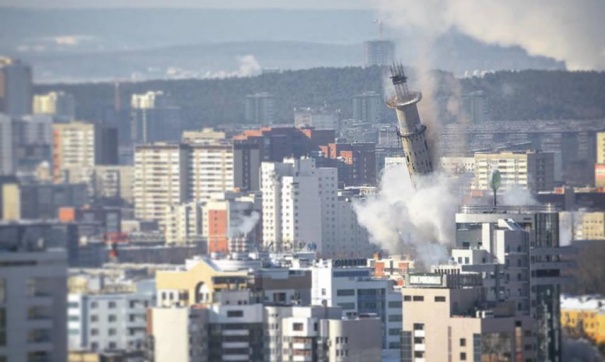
[67,278,155,353]
[352,91,382,124]
[245,92,276,124]
[189,143,234,201]
[33,91,75,121]
[52,121,118,183]
[130,91,182,144]
[335,190,374,258]
[401,272,536,362]
[261,158,337,256]
[0,57,32,117]
[0,114,13,176]
[294,107,339,130]
[164,202,204,245]
[308,260,403,350]
[474,151,555,193]
[561,295,605,344]
[90,165,134,205]
[321,142,376,187]
[0,230,68,362]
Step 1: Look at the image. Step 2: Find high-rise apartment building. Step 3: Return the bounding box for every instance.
[308,260,403,350]
[335,190,374,258]
[321,142,376,186]
[363,40,395,66]
[474,151,555,193]
[352,91,382,124]
[0,226,68,362]
[233,127,335,191]
[67,278,155,353]
[90,165,134,205]
[261,158,337,256]
[245,92,276,124]
[52,122,119,183]
[461,90,489,124]
[455,206,572,361]
[294,107,339,130]
[0,114,13,175]
[134,143,190,224]
[164,202,204,245]
[130,91,182,144]
[0,57,32,117]
[134,142,234,226]
[33,91,75,121]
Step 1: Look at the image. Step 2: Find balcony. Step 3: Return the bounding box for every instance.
[413,330,425,338]
[292,342,313,350]
[222,342,249,349]
[414,343,426,352]
[293,355,313,362]
[223,330,249,336]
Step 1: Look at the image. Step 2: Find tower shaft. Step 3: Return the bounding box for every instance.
[387,64,433,177]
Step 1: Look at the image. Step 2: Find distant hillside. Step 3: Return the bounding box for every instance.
[35,67,605,128]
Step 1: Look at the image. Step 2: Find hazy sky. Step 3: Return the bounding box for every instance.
[0,0,375,9]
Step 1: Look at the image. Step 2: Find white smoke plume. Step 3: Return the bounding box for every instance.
[500,185,540,206]
[353,163,460,268]
[204,54,262,79]
[374,0,605,70]
[229,210,261,237]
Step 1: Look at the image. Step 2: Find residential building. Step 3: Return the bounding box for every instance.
[164,202,204,245]
[19,182,88,220]
[596,132,605,187]
[134,143,190,225]
[233,127,335,191]
[182,128,227,144]
[294,107,339,130]
[352,91,382,124]
[149,300,381,362]
[308,260,403,350]
[335,190,374,258]
[461,90,489,124]
[189,143,234,201]
[130,91,182,144]
[90,165,134,205]
[569,211,605,240]
[455,205,573,361]
[58,206,121,241]
[560,295,605,345]
[261,158,337,256]
[245,92,276,124]
[33,91,76,121]
[321,142,376,186]
[0,176,19,220]
[0,114,13,175]
[440,156,476,175]
[363,40,395,67]
[67,276,155,353]
[0,226,68,362]
[474,151,555,193]
[52,122,119,183]
[0,57,32,117]
[401,272,536,362]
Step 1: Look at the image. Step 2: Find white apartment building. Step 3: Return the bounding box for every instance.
[309,261,403,350]
[18,114,53,146]
[294,108,339,130]
[164,202,204,245]
[335,190,374,258]
[32,91,75,121]
[91,165,134,204]
[52,122,95,183]
[0,114,13,175]
[474,151,555,193]
[0,240,67,362]
[134,143,190,224]
[150,299,381,362]
[189,143,234,201]
[261,158,337,256]
[440,156,475,174]
[67,279,155,353]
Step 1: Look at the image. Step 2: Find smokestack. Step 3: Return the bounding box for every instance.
[387,63,433,180]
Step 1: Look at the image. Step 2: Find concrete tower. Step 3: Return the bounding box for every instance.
[387,64,433,177]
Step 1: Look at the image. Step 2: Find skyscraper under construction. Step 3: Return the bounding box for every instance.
[387,64,433,177]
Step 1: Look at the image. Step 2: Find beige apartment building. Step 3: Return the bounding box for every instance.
[401,273,536,362]
[474,150,555,193]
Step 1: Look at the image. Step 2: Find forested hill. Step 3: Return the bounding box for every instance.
[35,67,605,128]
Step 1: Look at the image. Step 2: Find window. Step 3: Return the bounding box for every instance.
[337,303,355,310]
[389,328,401,336]
[388,315,402,322]
[336,289,355,296]
[68,315,79,321]
[0,279,5,303]
[91,315,98,322]
[90,342,98,351]
[227,310,243,318]
[108,328,116,336]
[413,324,424,330]
[90,329,98,336]
[388,301,401,308]
[403,295,412,301]
[435,296,446,302]
[68,302,79,309]
[90,302,97,309]
[109,341,116,349]
[460,338,466,347]
[68,329,79,335]
[108,315,117,322]
[412,296,424,302]
[293,323,304,331]
[460,352,467,360]
[108,301,116,308]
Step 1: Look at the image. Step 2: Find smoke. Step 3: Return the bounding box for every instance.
[353,163,459,268]
[229,210,260,237]
[500,185,540,206]
[204,54,262,79]
[374,0,605,70]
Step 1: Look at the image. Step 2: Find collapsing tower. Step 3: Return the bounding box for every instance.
[387,63,433,177]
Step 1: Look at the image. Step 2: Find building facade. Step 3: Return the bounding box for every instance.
[0,57,32,117]
[33,91,76,121]
[352,91,382,124]
[245,92,276,124]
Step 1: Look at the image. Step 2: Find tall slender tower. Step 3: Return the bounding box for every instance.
[387,64,433,177]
